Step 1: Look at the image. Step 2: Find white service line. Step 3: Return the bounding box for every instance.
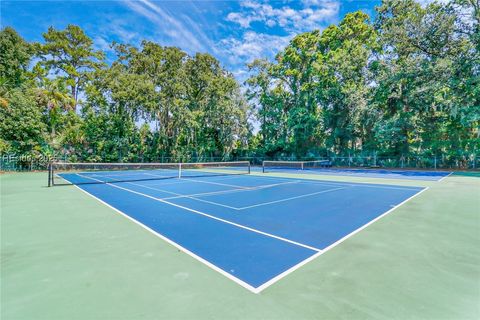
[77,174,233,210]
[257,173,425,191]
[181,177,301,190]
[236,187,346,210]
[131,180,345,211]
[125,181,242,210]
[162,187,247,200]
[127,179,312,211]
[163,180,303,200]
[77,173,322,253]
[78,172,350,211]
[114,183,322,252]
[179,177,253,189]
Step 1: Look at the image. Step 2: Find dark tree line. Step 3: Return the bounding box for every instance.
[1,0,479,167]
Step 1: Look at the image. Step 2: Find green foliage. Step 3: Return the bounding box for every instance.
[0,27,33,88]
[35,25,105,109]
[247,1,479,160]
[372,0,479,156]
[247,11,378,156]
[55,40,250,162]
[0,89,46,154]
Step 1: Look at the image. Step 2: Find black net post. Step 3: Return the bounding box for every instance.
[47,162,52,187]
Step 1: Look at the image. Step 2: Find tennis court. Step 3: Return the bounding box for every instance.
[262,161,452,181]
[51,162,425,292]
[2,168,479,319]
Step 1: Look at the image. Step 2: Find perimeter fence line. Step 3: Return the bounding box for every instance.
[1,153,478,172]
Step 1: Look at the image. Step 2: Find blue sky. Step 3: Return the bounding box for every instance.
[2,0,381,80]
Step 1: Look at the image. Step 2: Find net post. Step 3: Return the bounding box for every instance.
[248,161,251,174]
[178,163,182,178]
[262,161,265,173]
[301,162,304,170]
[47,162,52,187]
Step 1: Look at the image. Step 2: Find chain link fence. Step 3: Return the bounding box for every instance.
[1,153,478,172]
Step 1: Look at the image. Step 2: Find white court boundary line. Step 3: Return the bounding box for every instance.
[126,181,242,210]
[256,173,426,190]
[62,174,429,294]
[70,184,261,293]
[181,177,300,191]
[69,173,245,211]
[162,180,302,200]
[438,172,453,182]
[111,183,321,252]
[253,186,430,292]
[235,187,345,210]
[127,179,344,211]
[62,170,423,191]
[266,167,453,182]
[75,173,321,252]
[178,177,254,189]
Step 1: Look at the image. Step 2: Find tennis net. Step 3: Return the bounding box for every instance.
[48,161,251,186]
[262,160,331,173]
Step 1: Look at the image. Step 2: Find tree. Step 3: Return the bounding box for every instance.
[0,27,32,88]
[373,0,479,157]
[247,11,377,158]
[35,25,104,110]
[0,89,46,154]
[316,11,378,154]
[185,53,249,159]
[33,76,75,137]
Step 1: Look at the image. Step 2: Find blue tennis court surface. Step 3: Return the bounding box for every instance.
[61,173,425,292]
[263,167,451,181]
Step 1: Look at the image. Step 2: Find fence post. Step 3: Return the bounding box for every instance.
[434,157,437,170]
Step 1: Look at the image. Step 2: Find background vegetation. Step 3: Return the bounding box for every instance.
[1,0,479,168]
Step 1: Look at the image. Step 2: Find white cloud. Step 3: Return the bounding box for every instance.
[122,0,214,54]
[219,0,341,78]
[226,12,254,28]
[93,36,111,52]
[225,0,340,33]
[417,0,451,5]
[219,31,291,66]
[104,18,139,44]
